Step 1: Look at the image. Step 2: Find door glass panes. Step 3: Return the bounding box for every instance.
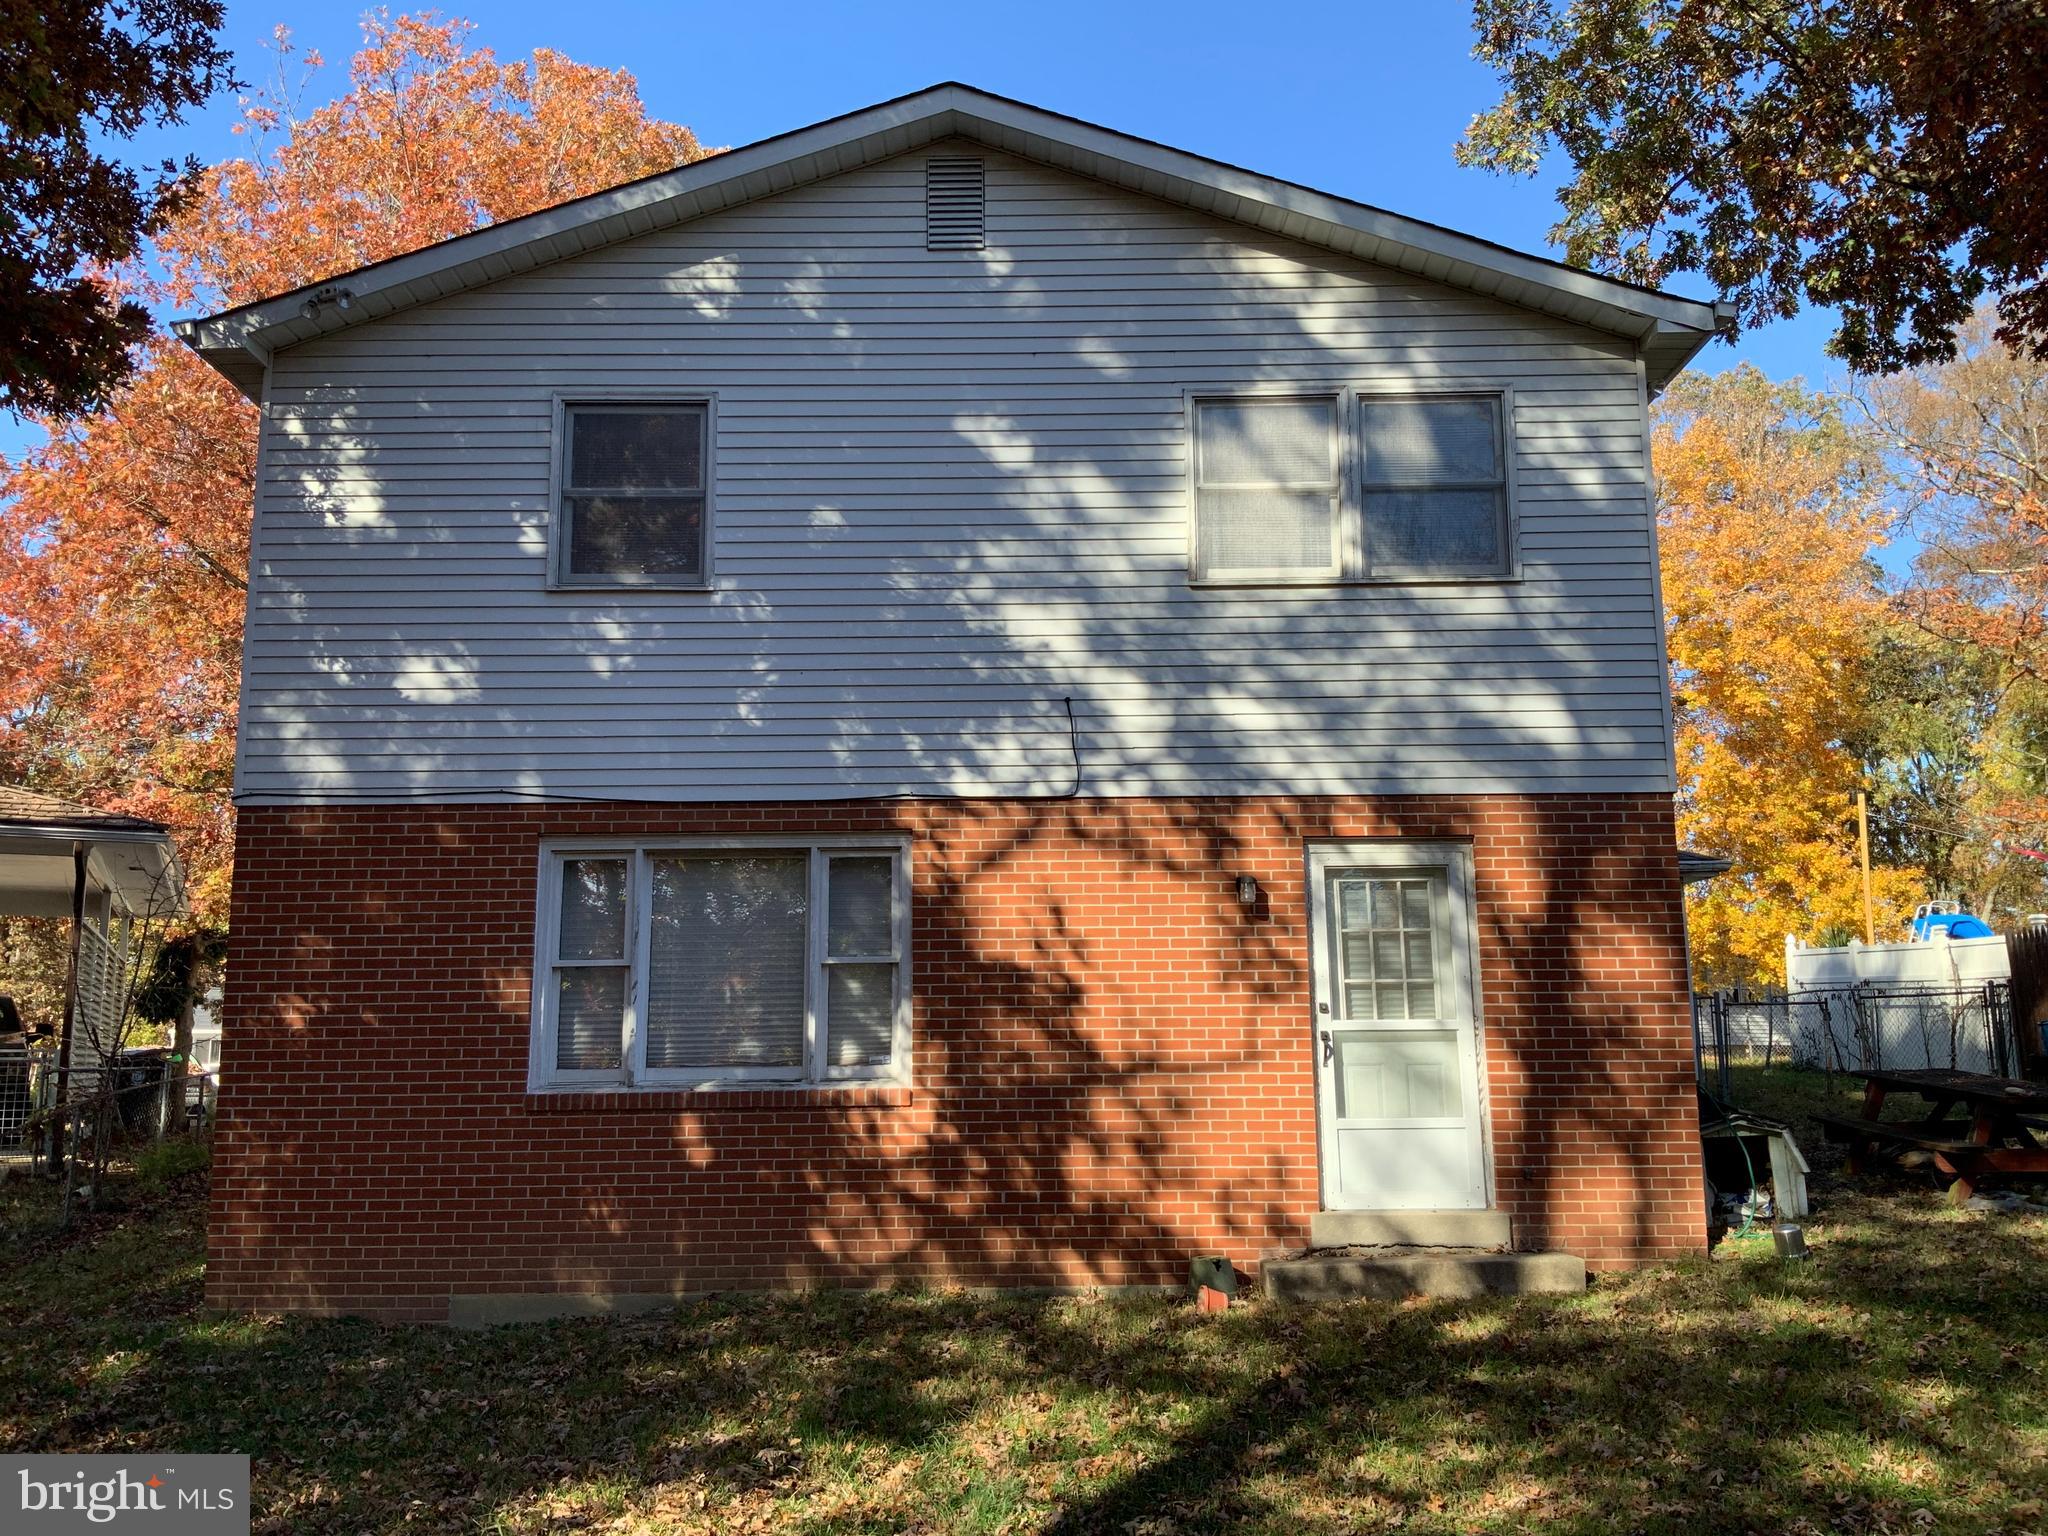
[1333,874,1440,1020]
[1333,1030,1462,1119]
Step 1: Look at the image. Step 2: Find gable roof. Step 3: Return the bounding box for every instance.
[173,81,1729,400]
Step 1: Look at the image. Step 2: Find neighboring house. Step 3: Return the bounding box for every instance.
[176,85,1722,1321]
[0,787,185,1160]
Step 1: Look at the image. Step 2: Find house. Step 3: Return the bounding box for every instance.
[175,84,1721,1322]
[0,787,185,1166]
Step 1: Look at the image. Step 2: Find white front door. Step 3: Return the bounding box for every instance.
[1309,841,1489,1211]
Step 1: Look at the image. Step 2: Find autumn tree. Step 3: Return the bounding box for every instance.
[1461,1,2048,373]
[0,0,236,415]
[1857,309,2048,904]
[1656,366,1920,985]
[1860,633,2048,925]
[0,14,707,920]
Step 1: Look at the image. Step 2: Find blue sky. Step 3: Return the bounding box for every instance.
[5,0,1844,458]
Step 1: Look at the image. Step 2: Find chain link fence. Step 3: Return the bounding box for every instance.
[1694,980,2020,1096]
[3,1044,217,1180]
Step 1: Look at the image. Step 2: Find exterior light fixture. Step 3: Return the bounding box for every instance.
[1235,874,1259,909]
[299,288,355,321]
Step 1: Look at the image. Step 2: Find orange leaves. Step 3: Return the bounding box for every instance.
[152,15,704,312]
[1655,367,1919,983]
[0,13,708,923]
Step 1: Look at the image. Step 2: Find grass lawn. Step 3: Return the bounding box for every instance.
[3,1075,2045,1536]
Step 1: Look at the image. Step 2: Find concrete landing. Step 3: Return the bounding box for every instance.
[1262,1247,1587,1303]
[1309,1208,1512,1250]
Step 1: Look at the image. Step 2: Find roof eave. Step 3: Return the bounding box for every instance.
[174,83,1723,400]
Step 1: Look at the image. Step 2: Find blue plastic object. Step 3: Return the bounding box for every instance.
[1909,910,1996,941]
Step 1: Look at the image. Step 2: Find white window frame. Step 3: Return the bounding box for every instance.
[548,391,717,592]
[1185,384,1520,587]
[527,836,911,1092]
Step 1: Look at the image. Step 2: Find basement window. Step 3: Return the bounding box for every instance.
[531,840,909,1090]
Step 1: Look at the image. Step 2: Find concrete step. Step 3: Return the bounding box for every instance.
[1263,1248,1586,1304]
[1308,1208,1512,1250]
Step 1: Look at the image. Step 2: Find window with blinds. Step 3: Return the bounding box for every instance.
[555,401,710,587]
[532,842,907,1088]
[1187,389,1515,584]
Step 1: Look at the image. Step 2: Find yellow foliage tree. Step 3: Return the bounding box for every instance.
[1656,366,1922,986]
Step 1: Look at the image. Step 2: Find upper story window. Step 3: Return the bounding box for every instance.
[553,400,711,588]
[1358,394,1510,580]
[1191,395,1342,582]
[1189,388,1515,584]
[532,840,909,1091]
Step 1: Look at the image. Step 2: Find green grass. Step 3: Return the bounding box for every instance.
[3,1101,2045,1535]
[1718,1062,1870,1153]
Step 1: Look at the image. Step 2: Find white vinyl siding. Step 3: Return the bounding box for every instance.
[245,143,1672,803]
[531,839,910,1090]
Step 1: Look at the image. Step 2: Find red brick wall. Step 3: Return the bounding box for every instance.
[213,795,1705,1319]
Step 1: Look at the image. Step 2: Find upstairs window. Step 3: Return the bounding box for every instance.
[1191,395,1342,582]
[532,841,908,1090]
[1189,388,1516,584]
[554,401,711,588]
[1359,394,1510,579]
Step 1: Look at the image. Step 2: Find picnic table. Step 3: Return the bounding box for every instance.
[1817,1068,2048,1204]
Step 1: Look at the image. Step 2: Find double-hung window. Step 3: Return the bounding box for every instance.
[1357,394,1511,579]
[1190,395,1342,582]
[1189,388,1515,583]
[533,841,909,1089]
[553,400,711,587]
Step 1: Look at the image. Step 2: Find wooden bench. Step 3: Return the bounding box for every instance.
[1816,1109,2048,1200]
[1815,1112,1982,1157]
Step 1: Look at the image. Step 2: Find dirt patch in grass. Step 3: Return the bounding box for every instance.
[1,1139,2044,1534]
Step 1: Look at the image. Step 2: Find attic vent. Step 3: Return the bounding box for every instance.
[925,157,985,251]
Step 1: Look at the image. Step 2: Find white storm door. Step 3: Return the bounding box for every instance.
[1309,843,1489,1211]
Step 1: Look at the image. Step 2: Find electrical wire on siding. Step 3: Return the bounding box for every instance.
[229,696,1085,805]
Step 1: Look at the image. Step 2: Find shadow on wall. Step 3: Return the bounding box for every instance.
[220,149,1694,1310]
[212,791,1697,1315]
[258,150,1666,808]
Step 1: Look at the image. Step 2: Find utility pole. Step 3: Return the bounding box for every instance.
[1855,790,1875,945]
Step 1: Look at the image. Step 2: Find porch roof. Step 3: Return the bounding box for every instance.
[0,788,186,920]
